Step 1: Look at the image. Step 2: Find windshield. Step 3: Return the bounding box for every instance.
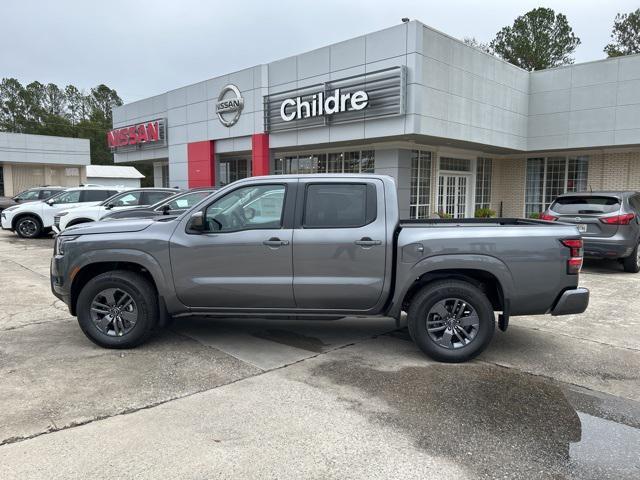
[157,190,214,211]
[14,189,40,201]
[99,191,132,206]
[551,196,621,215]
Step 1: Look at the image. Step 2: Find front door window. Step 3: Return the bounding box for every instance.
[437,174,469,219]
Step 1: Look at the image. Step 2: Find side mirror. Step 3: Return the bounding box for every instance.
[105,203,116,210]
[46,199,55,206]
[186,211,206,233]
[161,204,171,215]
[244,207,256,220]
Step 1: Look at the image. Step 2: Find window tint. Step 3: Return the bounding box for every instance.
[629,195,640,213]
[83,190,116,202]
[143,191,174,205]
[53,190,81,204]
[164,191,212,211]
[550,196,620,214]
[303,183,376,228]
[204,185,285,232]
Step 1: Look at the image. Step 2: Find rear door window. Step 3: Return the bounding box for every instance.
[82,190,117,202]
[551,196,621,215]
[303,183,376,228]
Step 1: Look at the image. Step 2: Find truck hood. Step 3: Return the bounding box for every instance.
[62,217,159,236]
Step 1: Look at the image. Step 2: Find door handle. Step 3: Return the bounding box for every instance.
[263,237,289,247]
[354,237,382,247]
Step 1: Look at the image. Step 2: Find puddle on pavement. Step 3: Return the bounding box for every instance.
[312,360,640,479]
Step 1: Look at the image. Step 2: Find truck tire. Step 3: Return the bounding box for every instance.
[622,242,640,273]
[15,215,42,238]
[76,270,158,349]
[407,280,495,363]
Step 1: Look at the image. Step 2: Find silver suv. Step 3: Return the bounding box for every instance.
[543,191,640,272]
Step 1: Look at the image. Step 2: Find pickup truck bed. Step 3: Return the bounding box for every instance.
[51,174,589,362]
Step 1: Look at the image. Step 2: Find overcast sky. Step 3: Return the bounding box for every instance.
[2,0,638,103]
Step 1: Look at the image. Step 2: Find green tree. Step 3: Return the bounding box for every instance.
[89,84,123,123]
[0,78,27,132]
[604,9,640,57]
[490,7,581,71]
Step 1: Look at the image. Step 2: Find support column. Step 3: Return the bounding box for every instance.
[374,148,412,219]
[187,140,216,187]
[251,133,270,177]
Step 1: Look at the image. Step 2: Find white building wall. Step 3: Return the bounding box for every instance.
[0,132,90,166]
[528,54,640,150]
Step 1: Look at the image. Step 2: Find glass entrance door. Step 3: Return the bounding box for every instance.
[437,174,469,218]
[218,158,250,187]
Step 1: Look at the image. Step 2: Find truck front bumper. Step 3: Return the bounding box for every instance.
[550,287,589,316]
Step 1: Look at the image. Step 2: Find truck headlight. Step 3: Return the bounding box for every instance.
[55,235,79,255]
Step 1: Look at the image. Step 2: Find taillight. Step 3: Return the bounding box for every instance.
[599,213,635,225]
[540,212,558,221]
[561,238,583,274]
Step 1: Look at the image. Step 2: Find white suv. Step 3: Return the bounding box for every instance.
[1,186,121,238]
[53,188,178,233]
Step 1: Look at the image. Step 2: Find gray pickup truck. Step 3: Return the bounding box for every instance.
[51,175,589,362]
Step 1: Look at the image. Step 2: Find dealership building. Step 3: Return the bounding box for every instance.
[110,20,640,218]
[0,132,90,197]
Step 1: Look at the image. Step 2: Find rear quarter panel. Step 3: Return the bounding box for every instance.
[392,224,582,316]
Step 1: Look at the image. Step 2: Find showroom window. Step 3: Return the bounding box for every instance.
[525,156,589,217]
[439,157,471,172]
[410,150,433,219]
[475,158,492,211]
[273,150,375,175]
[0,166,4,196]
[161,164,170,188]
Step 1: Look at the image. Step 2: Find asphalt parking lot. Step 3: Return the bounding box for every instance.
[0,230,639,479]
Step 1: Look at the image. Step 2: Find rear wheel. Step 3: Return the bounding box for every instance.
[15,216,42,238]
[408,280,495,363]
[622,242,640,273]
[76,270,158,348]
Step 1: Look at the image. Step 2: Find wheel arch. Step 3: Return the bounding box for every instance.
[68,251,171,324]
[12,212,44,230]
[387,254,513,321]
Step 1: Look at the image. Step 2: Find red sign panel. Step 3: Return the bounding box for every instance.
[107,119,166,151]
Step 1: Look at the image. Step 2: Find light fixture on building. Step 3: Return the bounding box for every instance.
[401,17,410,23]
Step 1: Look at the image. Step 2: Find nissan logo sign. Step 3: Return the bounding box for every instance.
[216,84,244,127]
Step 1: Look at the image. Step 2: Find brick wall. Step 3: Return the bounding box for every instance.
[489,149,640,218]
[490,157,526,217]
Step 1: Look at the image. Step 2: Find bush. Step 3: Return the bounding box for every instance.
[435,210,453,219]
[528,212,541,219]
[474,208,496,218]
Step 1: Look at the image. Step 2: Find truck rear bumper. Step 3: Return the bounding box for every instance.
[550,287,589,316]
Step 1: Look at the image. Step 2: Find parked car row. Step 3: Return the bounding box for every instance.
[1,186,216,238]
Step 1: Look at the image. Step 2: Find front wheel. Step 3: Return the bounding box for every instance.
[15,215,42,238]
[76,270,158,348]
[622,242,640,273]
[407,280,495,363]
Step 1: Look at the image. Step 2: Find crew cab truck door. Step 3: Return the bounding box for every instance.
[170,180,296,308]
[292,179,386,310]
